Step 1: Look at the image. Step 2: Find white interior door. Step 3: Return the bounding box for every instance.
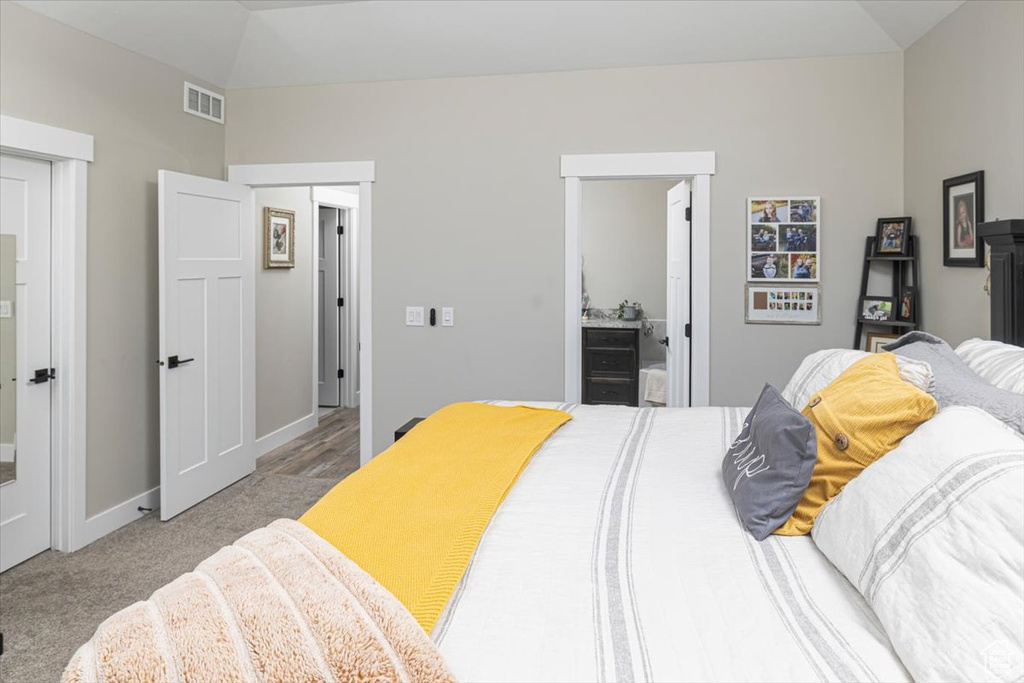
[666,179,691,408]
[0,154,52,571]
[318,205,341,407]
[159,171,254,520]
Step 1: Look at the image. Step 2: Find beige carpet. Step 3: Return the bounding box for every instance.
[0,472,336,682]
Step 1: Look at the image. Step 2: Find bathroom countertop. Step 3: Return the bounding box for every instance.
[581,318,643,329]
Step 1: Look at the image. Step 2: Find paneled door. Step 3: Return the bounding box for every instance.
[665,179,691,408]
[318,205,342,407]
[0,154,52,572]
[158,171,254,520]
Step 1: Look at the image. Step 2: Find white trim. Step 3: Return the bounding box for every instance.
[562,151,714,407]
[0,115,94,163]
[229,161,374,187]
[0,444,13,463]
[255,412,318,458]
[560,151,714,179]
[228,163,374,467]
[76,486,159,550]
[0,115,92,553]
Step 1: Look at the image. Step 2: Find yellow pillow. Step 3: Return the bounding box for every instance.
[774,352,936,536]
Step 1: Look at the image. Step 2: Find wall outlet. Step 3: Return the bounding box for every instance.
[441,307,454,327]
[405,306,424,326]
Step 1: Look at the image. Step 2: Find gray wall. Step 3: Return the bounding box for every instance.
[0,2,226,516]
[904,0,1024,345]
[226,53,905,453]
[582,179,676,319]
[254,187,314,440]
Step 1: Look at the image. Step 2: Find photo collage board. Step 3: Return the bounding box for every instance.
[747,197,821,324]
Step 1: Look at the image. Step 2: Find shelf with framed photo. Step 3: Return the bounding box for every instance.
[854,231,920,351]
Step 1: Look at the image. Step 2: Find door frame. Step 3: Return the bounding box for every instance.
[0,115,92,553]
[227,162,374,466]
[312,187,360,411]
[561,151,714,406]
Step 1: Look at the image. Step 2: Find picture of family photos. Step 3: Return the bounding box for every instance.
[748,197,820,282]
[745,284,821,325]
[873,217,912,257]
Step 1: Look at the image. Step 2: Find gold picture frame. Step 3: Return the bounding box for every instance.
[263,207,296,269]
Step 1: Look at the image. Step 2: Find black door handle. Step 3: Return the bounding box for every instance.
[167,355,195,369]
[658,336,669,348]
[30,368,56,384]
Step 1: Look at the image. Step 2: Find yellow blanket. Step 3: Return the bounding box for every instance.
[300,402,572,633]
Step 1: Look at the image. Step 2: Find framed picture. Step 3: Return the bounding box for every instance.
[859,296,895,323]
[263,207,296,269]
[748,197,820,282]
[897,286,915,322]
[943,171,984,267]
[745,284,821,325]
[865,332,899,353]
[873,217,911,257]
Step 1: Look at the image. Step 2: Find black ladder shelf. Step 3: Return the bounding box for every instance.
[853,235,920,349]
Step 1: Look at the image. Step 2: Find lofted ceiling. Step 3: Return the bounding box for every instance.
[12,0,964,90]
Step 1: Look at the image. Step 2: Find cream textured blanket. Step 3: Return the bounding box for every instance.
[62,519,455,683]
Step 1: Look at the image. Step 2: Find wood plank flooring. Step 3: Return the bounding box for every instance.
[257,407,360,481]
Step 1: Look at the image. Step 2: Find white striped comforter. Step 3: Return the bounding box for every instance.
[433,403,910,682]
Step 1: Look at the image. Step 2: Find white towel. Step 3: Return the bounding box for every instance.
[644,368,667,404]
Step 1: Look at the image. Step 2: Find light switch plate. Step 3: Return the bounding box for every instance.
[405,306,424,326]
[441,307,454,327]
[0,301,11,318]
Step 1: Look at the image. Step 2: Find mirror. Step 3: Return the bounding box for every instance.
[0,234,14,485]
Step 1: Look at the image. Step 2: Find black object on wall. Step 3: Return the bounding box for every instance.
[978,219,1024,347]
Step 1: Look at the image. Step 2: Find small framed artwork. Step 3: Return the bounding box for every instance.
[748,197,820,282]
[745,284,822,325]
[897,287,915,322]
[943,171,985,267]
[873,217,911,257]
[859,296,895,323]
[264,207,296,269]
[865,332,900,353]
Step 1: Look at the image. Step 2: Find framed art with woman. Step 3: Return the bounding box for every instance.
[943,171,984,267]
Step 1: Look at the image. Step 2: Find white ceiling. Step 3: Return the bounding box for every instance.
[13,0,963,90]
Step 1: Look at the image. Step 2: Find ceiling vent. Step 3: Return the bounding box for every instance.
[183,82,224,124]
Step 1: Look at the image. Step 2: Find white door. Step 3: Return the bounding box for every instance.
[318,205,342,407]
[665,180,691,408]
[0,154,52,572]
[159,171,254,520]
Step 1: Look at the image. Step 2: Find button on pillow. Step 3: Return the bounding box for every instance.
[722,384,817,540]
[774,352,937,536]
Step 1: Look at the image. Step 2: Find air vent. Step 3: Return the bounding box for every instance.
[183,82,225,124]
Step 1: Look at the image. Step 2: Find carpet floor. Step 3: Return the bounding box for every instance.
[0,472,337,682]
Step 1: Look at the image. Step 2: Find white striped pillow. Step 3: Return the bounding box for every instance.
[955,338,1024,395]
[782,349,933,410]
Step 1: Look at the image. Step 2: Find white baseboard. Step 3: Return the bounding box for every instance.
[256,412,317,459]
[0,443,14,463]
[76,486,160,551]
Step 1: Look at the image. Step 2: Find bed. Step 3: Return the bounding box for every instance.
[433,402,908,682]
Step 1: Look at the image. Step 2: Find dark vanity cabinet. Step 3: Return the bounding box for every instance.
[582,327,640,406]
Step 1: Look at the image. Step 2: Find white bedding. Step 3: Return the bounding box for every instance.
[433,403,910,682]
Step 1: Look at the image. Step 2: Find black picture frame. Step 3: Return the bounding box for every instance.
[943,171,985,267]
[873,216,912,257]
[859,296,895,323]
[897,286,915,323]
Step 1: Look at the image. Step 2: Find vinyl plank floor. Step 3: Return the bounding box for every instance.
[257,407,360,480]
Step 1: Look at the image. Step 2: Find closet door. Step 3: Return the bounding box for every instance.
[665,180,691,408]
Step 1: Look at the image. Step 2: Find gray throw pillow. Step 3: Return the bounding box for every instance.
[723,384,817,540]
[883,332,1024,433]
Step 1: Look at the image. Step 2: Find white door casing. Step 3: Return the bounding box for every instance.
[0,154,52,571]
[158,171,255,520]
[666,180,691,408]
[318,206,342,407]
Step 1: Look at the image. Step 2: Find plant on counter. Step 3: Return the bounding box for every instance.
[617,300,654,336]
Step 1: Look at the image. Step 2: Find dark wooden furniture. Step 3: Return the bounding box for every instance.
[853,235,920,349]
[582,327,639,406]
[395,417,425,442]
[979,219,1024,346]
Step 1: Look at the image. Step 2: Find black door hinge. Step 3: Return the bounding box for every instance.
[685,323,691,338]
[337,225,343,235]
[337,369,344,379]
[685,206,692,222]
[337,297,344,307]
